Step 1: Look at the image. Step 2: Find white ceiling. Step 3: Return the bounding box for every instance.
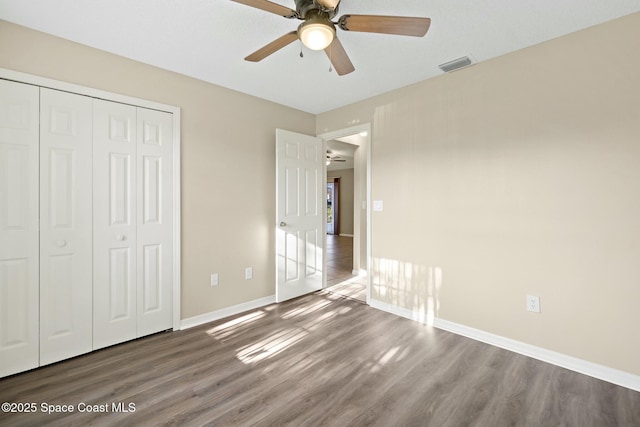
[1,1,638,114]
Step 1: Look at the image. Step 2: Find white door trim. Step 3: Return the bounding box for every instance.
[0,68,182,331]
[317,123,372,305]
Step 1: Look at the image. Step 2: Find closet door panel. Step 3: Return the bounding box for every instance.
[0,80,39,377]
[93,99,137,349]
[39,88,93,365]
[137,108,173,336]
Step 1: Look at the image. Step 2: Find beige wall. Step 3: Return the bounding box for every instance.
[0,20,315,319]
[317,12,640,376]
[327,168,354,235]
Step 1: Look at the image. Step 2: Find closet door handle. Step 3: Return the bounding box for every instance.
[117,235,126,241]
[279,222,287,227]
[56,239,67,247]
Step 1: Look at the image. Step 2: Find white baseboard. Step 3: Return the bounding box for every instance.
[352,269,367,276]
[369,299,640,392]
[339,233,354,237]
[180,295,276,330]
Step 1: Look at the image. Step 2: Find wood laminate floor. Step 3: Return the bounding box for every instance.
[325,235,366,302]
[1,292,638,426]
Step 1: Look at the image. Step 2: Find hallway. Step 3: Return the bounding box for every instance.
[324,235,366,302]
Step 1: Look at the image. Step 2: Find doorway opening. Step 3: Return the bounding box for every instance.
[319,124,371,304]
[327,180,338,235]
[325,234,366,301]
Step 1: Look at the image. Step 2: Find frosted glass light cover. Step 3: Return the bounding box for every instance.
[300,23,335,50]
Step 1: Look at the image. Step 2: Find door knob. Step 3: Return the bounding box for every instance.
[117,235,126,241]
[279,221,287,227]
[56,239,67,247]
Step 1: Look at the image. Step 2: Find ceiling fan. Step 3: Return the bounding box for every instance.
[232,0,431,76]
[327,150,347,165]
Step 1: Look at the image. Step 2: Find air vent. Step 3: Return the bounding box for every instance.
[439,56,472,73]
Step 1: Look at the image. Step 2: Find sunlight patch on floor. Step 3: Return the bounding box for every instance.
[281,299,332,319]
[206,294,358,367]
[323,275,367,302]
[236,327,309,364]
[301,310,337,331]
[369,346,402,373]
[206,310,266,340]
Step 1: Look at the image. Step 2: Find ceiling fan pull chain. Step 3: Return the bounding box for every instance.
[299,41,304,58]
[328,44,333,72]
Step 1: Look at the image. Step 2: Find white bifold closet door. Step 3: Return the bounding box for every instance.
[135,107,174,338]
[92,100,137,349]
[0,78,175,377]
[39,88,93,365]
[0,80,40,377]
[93,100,173,350]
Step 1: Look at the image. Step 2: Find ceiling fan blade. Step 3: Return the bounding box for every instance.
[231,0,298,18]
[338,15,431,37]
[324,37,354,76]
[245,31,299,62]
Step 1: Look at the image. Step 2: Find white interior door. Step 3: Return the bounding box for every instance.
[39,88,93,365]
[136,107,173,337]
[93,99,137,350]
[276,129,324,302]
[0,80,40,377]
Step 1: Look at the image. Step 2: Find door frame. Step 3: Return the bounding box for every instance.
[0,68,182,330]
[318,124,372,304]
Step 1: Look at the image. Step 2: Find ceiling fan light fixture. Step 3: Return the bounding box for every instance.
[299,19,335,50]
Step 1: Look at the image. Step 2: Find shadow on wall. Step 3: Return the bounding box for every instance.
[372,258,442,325]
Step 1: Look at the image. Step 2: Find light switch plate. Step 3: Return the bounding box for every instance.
[373,200,384,212]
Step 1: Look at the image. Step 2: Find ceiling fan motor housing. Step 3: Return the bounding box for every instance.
[294,0,339,19]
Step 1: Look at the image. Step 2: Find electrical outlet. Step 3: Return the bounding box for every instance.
[210,273,219,287]
[245,267,253,280]
[526,295,540,313]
